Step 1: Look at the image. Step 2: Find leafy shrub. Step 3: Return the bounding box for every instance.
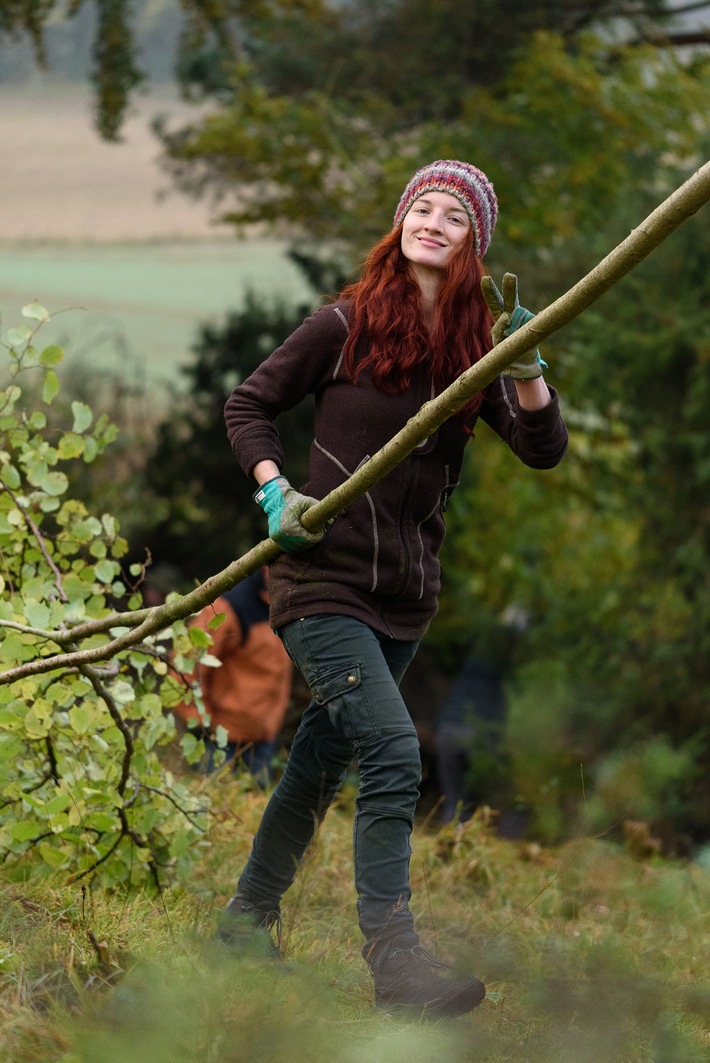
[0,304,210,886]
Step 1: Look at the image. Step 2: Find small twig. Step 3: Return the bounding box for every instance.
[45,734,60,783]
[1,485,68,603]
[0,769,57,810]
[138,783,209,830]
[78,661,133,797]
[0,619,64,640]
[66,832,123,883]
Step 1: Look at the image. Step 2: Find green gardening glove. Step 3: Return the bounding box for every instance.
[481,272,548,380]
[254,475,325,552]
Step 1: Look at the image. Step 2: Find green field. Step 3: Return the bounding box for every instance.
[0,239,313,391]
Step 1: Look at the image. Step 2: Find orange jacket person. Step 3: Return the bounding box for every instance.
[174,567,292,782]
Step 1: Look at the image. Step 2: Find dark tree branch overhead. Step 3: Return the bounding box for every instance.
[1,1,707,139]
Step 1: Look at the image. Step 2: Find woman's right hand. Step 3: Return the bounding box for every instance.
[253,476,325,552]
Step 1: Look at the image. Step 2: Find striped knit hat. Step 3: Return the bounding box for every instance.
[393,159,498,258]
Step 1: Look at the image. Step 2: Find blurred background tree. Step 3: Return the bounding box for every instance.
[2,0,710,846]
[135,292,316,583]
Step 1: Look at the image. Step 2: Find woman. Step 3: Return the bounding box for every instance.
[220,160,568,1017]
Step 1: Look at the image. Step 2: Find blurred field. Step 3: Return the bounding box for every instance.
[0,79,312,388]
[0,240,313,390]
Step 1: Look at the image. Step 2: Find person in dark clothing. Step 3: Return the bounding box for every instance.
[218,159,568,1017]
[435,655,507,825]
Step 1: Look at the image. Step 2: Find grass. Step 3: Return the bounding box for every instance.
[0,239,314,389]
[1,775,709,1063]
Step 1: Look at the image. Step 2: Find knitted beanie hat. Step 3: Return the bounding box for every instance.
[393,159,498,258]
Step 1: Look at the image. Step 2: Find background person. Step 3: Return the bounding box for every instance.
[174,567,292,783]
[218,159,568,1016]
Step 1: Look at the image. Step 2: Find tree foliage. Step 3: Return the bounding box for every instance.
[156,33,710,267]
[1,0,708,139]
[135,291,317,582]
[431,152,710,843]
[0,306,215,885]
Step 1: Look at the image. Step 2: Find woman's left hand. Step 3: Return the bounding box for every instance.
[481,273,548,380]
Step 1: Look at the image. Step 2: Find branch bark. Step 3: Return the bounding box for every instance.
[2,158,709,685]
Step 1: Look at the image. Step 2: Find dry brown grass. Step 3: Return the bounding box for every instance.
[2,774,709,1063]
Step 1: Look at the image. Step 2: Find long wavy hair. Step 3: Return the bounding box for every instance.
[339,225,493,418]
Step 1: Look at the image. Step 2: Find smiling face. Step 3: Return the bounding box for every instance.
[399,191,471,280]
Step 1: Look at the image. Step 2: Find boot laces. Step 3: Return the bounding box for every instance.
[391,945,451,970]
[240,899,283,953]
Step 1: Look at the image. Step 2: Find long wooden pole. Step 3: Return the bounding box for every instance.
[2,159,709,683]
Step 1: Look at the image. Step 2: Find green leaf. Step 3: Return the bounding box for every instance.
[43,470,69,497]
[94,559,118,583]
[82,436,99,462]
[0,734,23,759]
[84,812,118,832]
[0,463,21,490]
[42,370,60,405]
[180,732,203,764]
[102,514,118,539]
[2,631,36,665]
[23,707,51,739]
[22,301,50,322]
[39,345,64,367]
[10,821,39,842]
[208,611,227,630]
[7,325,33,347]
[69,704,92,734]
[38,842,69,868]
[109,680,135,705]
[24,600,51,629]
[189,626,212,648]
[44,792,72,816]
[58,432,85,460]
[71,402,93,433]
[140,693,163,717]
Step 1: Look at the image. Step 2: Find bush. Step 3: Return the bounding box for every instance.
[0,304,211,886]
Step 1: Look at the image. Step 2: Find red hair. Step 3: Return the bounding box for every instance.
[339,226,493,419]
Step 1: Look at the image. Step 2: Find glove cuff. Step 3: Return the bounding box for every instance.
[253,475,288,508]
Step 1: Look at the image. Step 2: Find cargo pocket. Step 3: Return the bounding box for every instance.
[311,662,378,744]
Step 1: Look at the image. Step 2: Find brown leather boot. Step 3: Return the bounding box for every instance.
[215,896,283,959]
[367,941,485,1017]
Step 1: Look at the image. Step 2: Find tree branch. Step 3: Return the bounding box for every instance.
[79,662,133,797]
[1,158,709,685]
[663,1,710,14]
[138,783,209,830]
[2,485,68,602]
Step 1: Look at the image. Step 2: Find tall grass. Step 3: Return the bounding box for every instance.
[1,774,709,1063]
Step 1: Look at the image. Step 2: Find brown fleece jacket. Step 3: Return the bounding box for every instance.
[225,301,568,640]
